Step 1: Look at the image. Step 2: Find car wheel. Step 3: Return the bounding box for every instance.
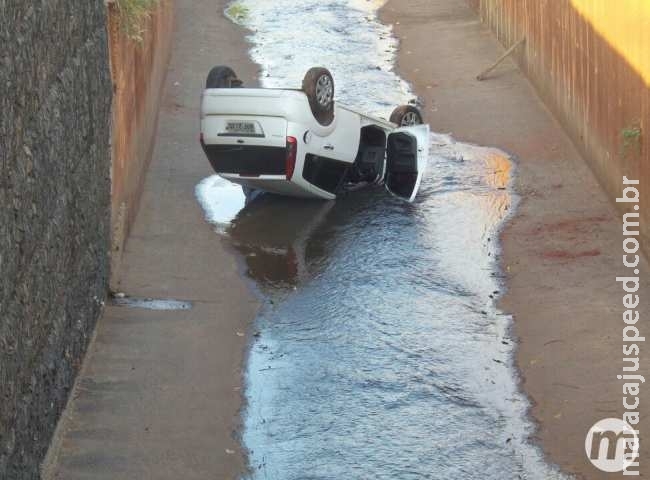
[302,67,335,126]
[206,65,242,88]
[390,105,424,126]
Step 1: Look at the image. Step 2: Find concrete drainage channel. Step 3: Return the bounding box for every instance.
[110,293,193,311]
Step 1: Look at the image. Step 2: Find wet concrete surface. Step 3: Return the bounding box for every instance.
[111,296,193,311]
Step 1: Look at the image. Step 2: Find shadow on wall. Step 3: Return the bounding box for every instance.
[107,0,175,287]
[469,0,649,254]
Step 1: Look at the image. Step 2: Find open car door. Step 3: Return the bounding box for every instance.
[384,124,430,202]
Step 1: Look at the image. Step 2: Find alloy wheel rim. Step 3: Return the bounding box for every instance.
[316,75,333,107]
[401,111,420,126]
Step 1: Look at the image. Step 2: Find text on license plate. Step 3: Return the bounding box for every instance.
[226,121,256,134]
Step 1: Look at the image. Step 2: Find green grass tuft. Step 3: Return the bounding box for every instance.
[226,3,250,24]
[621,124,642,159]
[115,0,159,42]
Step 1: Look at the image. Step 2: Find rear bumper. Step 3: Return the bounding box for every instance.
[201,142,286,176]
[200,139,336,200]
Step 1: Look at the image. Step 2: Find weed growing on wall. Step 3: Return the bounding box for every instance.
[116,0,159,41]
[621,124,643,159]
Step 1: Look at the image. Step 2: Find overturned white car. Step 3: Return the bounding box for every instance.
[200,66,429,202]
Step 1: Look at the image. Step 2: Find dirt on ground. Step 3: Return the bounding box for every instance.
[381,0,649,478]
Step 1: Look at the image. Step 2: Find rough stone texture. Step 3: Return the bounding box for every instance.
[0,1,112,478]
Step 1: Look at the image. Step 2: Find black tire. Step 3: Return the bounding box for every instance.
[206,65,241,88]
[390,105,424,126]
[302,67,335,126]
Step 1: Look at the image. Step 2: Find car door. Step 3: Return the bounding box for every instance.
[384,124,430,202]
[314,107,361,163]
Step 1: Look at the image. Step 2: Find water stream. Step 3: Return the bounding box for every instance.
[195,1,567,478]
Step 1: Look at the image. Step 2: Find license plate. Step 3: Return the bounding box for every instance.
[225,121,256,135]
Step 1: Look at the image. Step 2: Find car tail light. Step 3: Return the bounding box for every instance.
[286,136,298,180]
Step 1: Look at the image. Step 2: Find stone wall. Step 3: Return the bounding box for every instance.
[0,1,113,478]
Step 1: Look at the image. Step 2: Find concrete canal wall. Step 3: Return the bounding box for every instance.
[469,0,649,253]
[107,0,174,285]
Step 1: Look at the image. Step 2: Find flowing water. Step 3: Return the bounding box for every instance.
[196,1,568,478]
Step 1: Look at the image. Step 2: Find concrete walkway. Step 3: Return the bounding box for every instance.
[44,1,259,479]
